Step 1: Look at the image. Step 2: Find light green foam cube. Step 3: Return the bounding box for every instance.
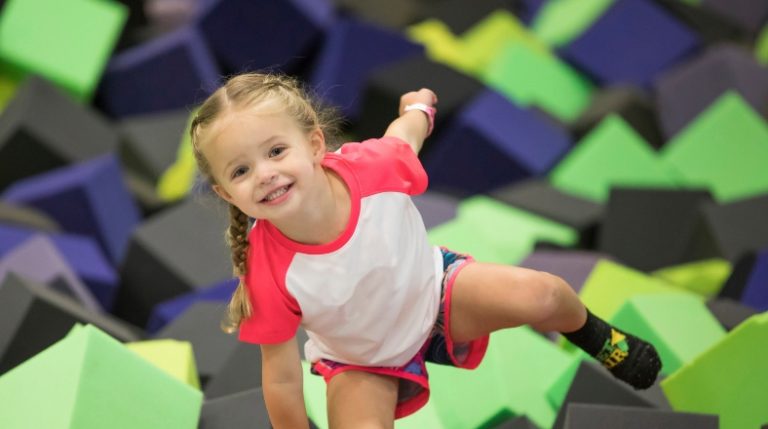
[0,324,202,429]
[651,258,731,298]
[157,109,198,201]
[549,115,679,202]
[126,339,201,389]
[661,312,768,429]
[483,40,594,123]
[660,91,768,203]
[611,293,726,375]
[532,0,615,47]
[756,24,768,65]
[0,0,127,101]
[428,196,577,265]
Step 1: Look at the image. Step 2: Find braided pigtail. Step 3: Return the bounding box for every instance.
[221,203,252,333]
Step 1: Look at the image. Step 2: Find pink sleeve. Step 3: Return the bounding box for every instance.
[337,136,428,196]
[238,235,301,344]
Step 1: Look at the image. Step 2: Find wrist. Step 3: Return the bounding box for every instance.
[403,103,436,136]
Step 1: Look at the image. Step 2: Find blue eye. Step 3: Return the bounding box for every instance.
[269,146,286,158]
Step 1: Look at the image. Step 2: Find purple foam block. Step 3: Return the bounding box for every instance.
[0,235,101,312]
[147,278,238,334]
[560,0,700,88]
[0,224,118,309]
[97,25,220,117]
[655,43,768,139]
[198,0,334,74]
[519,250,611,293]
[2,154,141,265]
[411,191,460,230]
[423,89,571,195]
[741,248,768,312]
[309,18,423,120]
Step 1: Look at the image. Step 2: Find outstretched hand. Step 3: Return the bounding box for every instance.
[398,88,438,115]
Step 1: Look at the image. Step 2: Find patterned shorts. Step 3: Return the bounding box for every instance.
[311,247,490,419]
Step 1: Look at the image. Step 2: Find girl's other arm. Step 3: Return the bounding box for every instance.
[260,336,309,429]
[384,88,438,154]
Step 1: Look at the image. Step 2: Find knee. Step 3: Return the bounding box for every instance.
[532,271,570,321]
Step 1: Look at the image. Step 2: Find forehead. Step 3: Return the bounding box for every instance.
[201,106,299,150]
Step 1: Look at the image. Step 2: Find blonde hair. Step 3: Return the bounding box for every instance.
[190,72,341,333]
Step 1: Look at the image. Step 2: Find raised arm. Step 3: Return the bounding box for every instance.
[260,336,309,429]
[384,88,438,154]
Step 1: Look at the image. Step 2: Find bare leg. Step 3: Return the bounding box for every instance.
[448,262,586,343]
[326,371,398,429]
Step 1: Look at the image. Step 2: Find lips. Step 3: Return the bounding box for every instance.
[261,184,292,203]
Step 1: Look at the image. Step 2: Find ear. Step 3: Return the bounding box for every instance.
[309,128,326,163]
[212,183,234,204]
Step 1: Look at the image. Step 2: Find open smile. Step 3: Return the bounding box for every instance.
[260,184,293,204]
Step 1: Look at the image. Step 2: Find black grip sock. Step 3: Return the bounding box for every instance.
[563,309,662,390]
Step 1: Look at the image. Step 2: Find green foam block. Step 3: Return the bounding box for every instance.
[0,324,202,429]
[127,339,201,389]
[661,312,768,429]
[756,24,768,65]
[651,258,731,298]
[660,91,768,202]
[578,260,696,321]
[428,196,577,265]
[549,115,679,202]
[532,0,615,48]
[0,0,127,101]
[611,293,726,375]
[483,39,594,123]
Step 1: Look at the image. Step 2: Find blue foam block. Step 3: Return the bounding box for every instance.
[96,25,220,117]
[2,154,140,264]
[147,278,238,334]
[423,89,572,195]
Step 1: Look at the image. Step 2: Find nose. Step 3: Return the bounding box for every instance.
[256,166,278,185]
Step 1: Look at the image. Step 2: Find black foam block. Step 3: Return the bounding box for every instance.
[598,188,714,271]
[117,109,189,184]
[572,85,663,150]
[113,197,231,327]
[0,202,61,232]
[688,194,768,262]
[655,43,768,140]
[564,403,718,428]
[652,0,751,44]
[0,76,118,192]
[701,0,768,35]
[155,301,238,385]
[0,273,142,376]
[706,297,758,331]
[490,179,603,248]
[199,388,271,429]
[203,327,310,400]
[354,55,484,148]
[552,362,656,429]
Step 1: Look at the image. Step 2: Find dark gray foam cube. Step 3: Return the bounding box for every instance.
[552,362,656,429]
[113,197,231,327]
[598,188,714,271]
[706,297,758,331]
[154,301,237,385]
[0,76,118,192]
[412,191,459,229]
[0,202,61,232]
[572,85,663,149]
[490,179,603,248]
[117,109,189,184]
[0,273,141,376]
[563,403,718,428]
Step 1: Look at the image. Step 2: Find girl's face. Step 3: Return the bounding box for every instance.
[201,107,326,223]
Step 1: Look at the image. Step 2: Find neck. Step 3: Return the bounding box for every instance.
[273,167,350,245]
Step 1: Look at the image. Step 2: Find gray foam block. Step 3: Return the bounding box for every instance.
[563,403,718,428]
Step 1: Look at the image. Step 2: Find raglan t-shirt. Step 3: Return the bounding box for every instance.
[238,136,445,367]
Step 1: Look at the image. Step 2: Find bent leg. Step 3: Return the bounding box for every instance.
[326,370,398,429]
[448,262,586,343]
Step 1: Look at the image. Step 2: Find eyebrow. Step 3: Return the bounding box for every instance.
[223,135,282,172]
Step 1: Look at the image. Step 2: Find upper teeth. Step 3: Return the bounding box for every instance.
[265,186,288,201]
